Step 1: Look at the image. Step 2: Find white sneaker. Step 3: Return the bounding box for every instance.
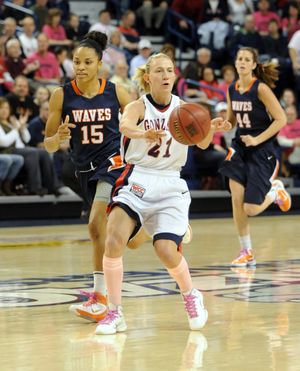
[69,291,107,322]
[182,288,208,330]
[95,306,127,335]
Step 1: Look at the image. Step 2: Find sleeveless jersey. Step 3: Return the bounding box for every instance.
[62,79,121,168]
[228,78,273,137]
[121,94,187,171]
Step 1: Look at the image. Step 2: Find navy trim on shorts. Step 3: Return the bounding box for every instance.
[110,201,142,241]
[153,233,183,247]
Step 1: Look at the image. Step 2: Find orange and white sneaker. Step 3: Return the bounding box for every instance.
[69,290,108,322]
[231,249,256,267]
[272,179,291,212]
[178,224,193,253]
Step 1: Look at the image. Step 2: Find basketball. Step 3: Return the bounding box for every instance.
[168,103,211,145]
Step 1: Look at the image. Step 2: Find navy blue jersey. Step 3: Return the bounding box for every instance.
[62,79,121,169]
[229,78,273,138]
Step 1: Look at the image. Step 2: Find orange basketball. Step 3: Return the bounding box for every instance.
[168,103,211,145]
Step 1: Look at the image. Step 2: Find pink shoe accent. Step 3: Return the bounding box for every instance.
[183,293,199,318]
[79,290,107,306]
[98,310,119,325]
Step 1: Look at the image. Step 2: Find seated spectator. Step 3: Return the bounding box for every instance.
[197,17,231,68]
[89,9,117,39]
[0,49,14,95]
[199,66,224,102]
[228,14,265,59]
[47,0,70,23]
[281,1,300,41]
[277,105,300,175]
[110,60,139,100]
[98,62,112,80]
[0,18,19,50]
[42,8,73,48]
[102,30,128,67]
[218,64,237,96]
[0,97,58,195]
[2,0,28,25]
[18,16,38,58]
[253,0,281,36]
[136,0,169,35]
[54,46,74,84]
[129,38,152,77]
[0,153,24,195]
[280,88,297,110]
[6,75,37,120]
[5,39,39,79]
[33,85,50,109]
[228,0,254,27]
[26,33,61,88]
[30,0,48,31]
[118,10,140,54]
[202,0,230,23]
[65,13,89,45]
[182,47,213,83]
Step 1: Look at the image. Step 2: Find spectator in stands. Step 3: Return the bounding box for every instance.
[281,1,300,41]
[199,66,224,102]
[54,46,74,84]
[118,10,140,53]
[65,13,89,45]
[0,18,18,49]
[0,154,24,195]
[26,33,61,87]
[2,0,27,24]
[280,88,297,110]
[89,9,117,39]
[0,97,57,195]
[228,0,254,27]
[197,17,231,68]
[5,38,39,79]
[253,0,281,36]
[33,85,50,107]
[47,0,70,23]
[42,8,73,48]
[129,38,152,77]
[110,60,139,100]
[219,64,237,96]
[31,0,49,31]
[6,75,37,120]
[135,0,169,35]
[19,16,38,58]
[98,62,112,79]
[102,29,128,66]
[0,46,14,95]
[228,14,265,59]
[182,47,213,82]
[277,105,300,174]
[202,0,230,23]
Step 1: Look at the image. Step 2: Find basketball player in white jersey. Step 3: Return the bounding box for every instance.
[95,53,231,334]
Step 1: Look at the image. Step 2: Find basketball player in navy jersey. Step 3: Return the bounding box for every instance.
[95,53,231,335]
[219,47,292,267]
[43,31,150,322]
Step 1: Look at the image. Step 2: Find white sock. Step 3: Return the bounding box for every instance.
[93,271,106,294]
[238,235,252,252]
[267,186,277,203]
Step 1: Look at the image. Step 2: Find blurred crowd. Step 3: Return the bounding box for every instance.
[0,0,300,197]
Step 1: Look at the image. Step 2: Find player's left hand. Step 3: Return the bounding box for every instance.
[240,135,259,147]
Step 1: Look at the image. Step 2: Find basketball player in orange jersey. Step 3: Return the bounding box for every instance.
[219,47,292,268]
[44,31,151,322]
[95,53,231,335]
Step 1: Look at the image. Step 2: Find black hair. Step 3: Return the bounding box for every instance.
[78,31,108,60]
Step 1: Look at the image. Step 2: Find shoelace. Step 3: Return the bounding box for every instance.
[184,294,198,318]
[235,249,250,260]
[79,290,98,307]
[99,310,118,324]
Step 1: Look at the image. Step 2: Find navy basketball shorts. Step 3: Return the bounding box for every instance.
[219,139,279,205]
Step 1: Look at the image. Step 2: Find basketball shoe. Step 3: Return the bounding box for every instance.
[69,290,108,322]
[182,288,208,330]
[272,179,292,212]
[178,224,193,253]
[231,249,256,267]
[95,305,127,335]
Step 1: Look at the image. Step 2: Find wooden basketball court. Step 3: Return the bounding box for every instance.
[1,215,300,371]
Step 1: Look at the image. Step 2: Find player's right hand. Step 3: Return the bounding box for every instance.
[57,115,76,141]
[144,129,166,145]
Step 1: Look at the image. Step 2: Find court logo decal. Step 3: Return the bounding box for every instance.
[1,259,300,307]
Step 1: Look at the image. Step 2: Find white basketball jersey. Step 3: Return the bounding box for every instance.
[121,94,188,171]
